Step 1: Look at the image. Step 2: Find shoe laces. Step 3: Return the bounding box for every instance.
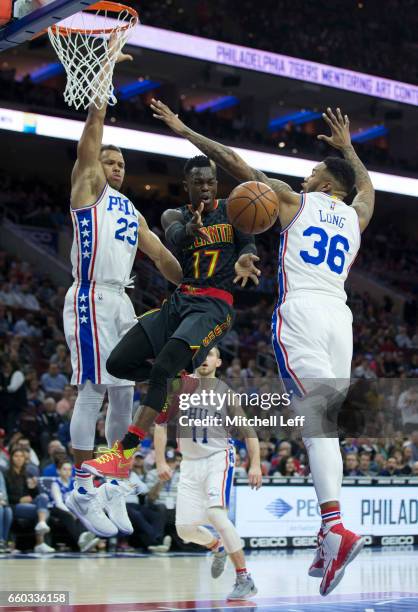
[95,443,122,464]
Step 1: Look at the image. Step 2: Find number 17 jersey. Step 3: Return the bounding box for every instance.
[277,192,360,305]
[70,183,140,286]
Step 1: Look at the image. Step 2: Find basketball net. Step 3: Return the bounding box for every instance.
[48,2,138,110]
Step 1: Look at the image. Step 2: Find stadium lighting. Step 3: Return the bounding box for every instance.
[30,62,64,83]
[195,96,239,113]
[352,125,389,143]
[117,79,161,100]
[0,106,416,198]
[269,111,322,131]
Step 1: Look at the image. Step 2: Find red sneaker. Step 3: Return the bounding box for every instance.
[308,529,324,578]
[320,524,365,596]
[82,441,133,479]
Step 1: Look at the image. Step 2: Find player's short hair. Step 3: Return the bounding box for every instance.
[184,155,216,177]
[100,144,122,155]
[323,156,355,195]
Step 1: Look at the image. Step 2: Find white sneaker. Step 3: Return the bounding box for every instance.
[98,481,133,535]
[66,488,118,538]
[34,543,55,554]
[148,535,172,553]
[35,521,50,535]
[78,531,100,552]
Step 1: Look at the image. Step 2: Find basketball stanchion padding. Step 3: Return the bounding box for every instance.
[48,1,138,110]
[0,0,12,26]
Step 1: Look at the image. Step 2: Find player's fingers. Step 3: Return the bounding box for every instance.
[345,114,350,126]
[251,265,261,276]
[240,277,248,288]
[233,275,241,284]
[327,107,338,125]
[317,134,332,143]
[322,113,333,129]
[336,107,344,123]
[249,274,259,286]
[249,254,260,262]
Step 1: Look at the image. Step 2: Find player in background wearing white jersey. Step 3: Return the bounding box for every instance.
[154,347,262,600]
[150,102,375,596]
[63,45,182,537]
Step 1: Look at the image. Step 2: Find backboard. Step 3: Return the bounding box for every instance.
[0,0,98,51]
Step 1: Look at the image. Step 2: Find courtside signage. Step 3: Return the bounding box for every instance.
[235,484,418,537]
[0,107,416,198]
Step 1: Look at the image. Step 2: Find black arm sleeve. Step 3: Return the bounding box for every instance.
[165,221,195,250]
[234,229,257,258]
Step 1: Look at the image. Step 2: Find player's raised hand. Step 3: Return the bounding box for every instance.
[317,107,351,150]
[108,32,133,64]
[151,98,186,135]
[248,464,263,490]
[157,461,173,481]
[186,202,206,239]
[234,253,261,288]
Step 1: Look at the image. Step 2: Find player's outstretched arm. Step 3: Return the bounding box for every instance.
[150,98,299,205]
[138,213,183,285]
[318,107,375,233]
[154,424,172,481]
[161,204,206,249]
[71,36,133,207]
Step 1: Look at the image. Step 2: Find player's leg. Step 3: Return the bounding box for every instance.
[175,458,216,549]
[314,304,364,596]
[65,381,118,537]
[205,450,257,600]
[83,335,194,477]
[105,385,134,446]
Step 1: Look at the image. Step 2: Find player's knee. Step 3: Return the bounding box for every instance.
[176,524,195,543]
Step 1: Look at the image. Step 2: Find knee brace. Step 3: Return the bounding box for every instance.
[70,382,106,451]
[106,386,134,446]
[176,524,213,546]
[207,507,242,554]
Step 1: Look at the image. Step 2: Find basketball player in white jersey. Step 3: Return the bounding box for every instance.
[151,101,375,596]
[154,347,262,600]
[63,49,182,537]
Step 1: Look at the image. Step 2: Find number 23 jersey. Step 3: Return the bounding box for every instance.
[70,183,140,286]
[277,192,361,305]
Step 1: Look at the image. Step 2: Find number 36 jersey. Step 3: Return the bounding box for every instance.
[277,192,360,305]
[70,183,140,286]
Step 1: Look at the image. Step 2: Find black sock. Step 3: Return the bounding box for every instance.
[121,431,140,451]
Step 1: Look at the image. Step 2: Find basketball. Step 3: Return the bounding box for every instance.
[227,181,279,234]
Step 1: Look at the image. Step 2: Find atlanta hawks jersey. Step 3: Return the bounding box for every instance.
[277,192,361,304]
[70,183,140,286]
[178,378,233,460]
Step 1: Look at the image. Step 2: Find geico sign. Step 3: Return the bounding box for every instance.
[249,537,288,548]
[292,537,318,547]
[381,536,414,545]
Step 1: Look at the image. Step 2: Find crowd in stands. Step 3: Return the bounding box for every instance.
[142,0,418,84]
[1,64,417,176]
[0,238,417,554]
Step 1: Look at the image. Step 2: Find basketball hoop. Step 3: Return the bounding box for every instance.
[48,1,138,110]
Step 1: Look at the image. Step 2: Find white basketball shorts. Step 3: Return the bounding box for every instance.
[176,447,235,525]
[271,294,353,397]
[63,281,136,386]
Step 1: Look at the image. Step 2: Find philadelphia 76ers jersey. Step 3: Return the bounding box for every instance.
[70,183,140,286]
[276,192,361,304]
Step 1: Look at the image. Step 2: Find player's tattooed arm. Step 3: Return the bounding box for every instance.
[138,213,183,285]
[150,98,298,204]
[318,107,375,233]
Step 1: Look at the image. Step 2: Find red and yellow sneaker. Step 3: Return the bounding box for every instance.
[320,524,365,596]
[82,441,134,479]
